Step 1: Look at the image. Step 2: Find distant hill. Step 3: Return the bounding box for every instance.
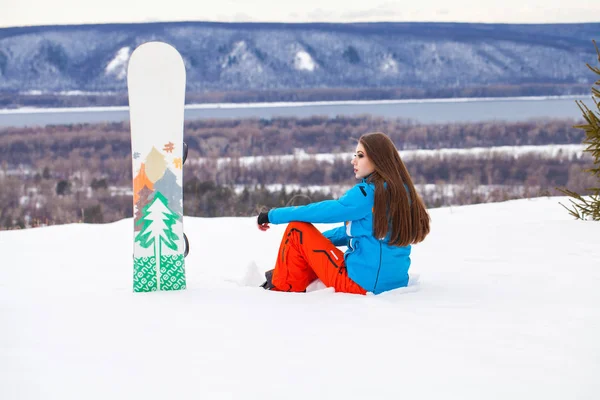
[0,22,598,102]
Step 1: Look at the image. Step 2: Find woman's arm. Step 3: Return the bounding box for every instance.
[268,184,372,225]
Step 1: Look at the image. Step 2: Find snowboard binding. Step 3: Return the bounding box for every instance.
[183,141,188,165]
[183,232,189,258]
[183,141,189,258]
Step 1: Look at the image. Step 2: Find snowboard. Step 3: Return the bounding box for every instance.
[127,41,187,292]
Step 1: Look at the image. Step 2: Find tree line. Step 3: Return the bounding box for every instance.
[200,153,593,189]
[0,116,585,168]
[0,116,593,229]
[2,151,593,229]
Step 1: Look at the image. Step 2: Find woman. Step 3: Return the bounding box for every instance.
[257,132,430,295]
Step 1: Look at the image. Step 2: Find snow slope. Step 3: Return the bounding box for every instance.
[1,197,599,399]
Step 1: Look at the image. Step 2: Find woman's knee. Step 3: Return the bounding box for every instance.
[286,221,313,230]
[284,222,318,241]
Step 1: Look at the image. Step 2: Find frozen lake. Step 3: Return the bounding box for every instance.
[0,95,587,128]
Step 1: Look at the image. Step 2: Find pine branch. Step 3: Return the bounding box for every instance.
[557,40,600,221]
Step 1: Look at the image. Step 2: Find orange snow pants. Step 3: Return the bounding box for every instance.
[271,222,367,294]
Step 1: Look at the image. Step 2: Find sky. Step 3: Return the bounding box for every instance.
[1,196,599,399]
[1,0,599,28]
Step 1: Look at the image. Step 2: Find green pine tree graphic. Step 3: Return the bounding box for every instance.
[135,192,180,290]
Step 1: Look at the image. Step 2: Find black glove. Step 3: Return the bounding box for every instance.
[257,212,270,225]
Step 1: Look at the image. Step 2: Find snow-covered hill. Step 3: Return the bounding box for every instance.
[1,197,599,399]
[0,22,598,93]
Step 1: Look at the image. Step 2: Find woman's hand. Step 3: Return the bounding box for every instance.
[257,212,270,231]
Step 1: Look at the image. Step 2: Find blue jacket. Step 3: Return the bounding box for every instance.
[268,179,411,294]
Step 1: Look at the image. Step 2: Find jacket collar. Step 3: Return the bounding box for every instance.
[361,172,374,183]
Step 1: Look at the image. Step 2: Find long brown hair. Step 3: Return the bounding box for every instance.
[359,132,430,247]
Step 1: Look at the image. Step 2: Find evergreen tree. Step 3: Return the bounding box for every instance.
[134,185,153,231]
[559,41,600,221]
[135,192,180,291]
[56,179,71,196]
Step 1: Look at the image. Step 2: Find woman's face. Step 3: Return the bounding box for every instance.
[351,142,376,179]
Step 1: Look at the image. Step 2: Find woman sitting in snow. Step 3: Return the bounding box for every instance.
[257,132,431,295]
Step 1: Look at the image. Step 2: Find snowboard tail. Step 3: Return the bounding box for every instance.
[128,42,188,292]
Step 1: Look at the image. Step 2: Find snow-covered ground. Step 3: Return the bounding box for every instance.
[1,197,599,399]
[104,47,132,81]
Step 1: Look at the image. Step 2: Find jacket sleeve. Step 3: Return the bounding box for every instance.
[268,184,372,225]
[322,225,348,247]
